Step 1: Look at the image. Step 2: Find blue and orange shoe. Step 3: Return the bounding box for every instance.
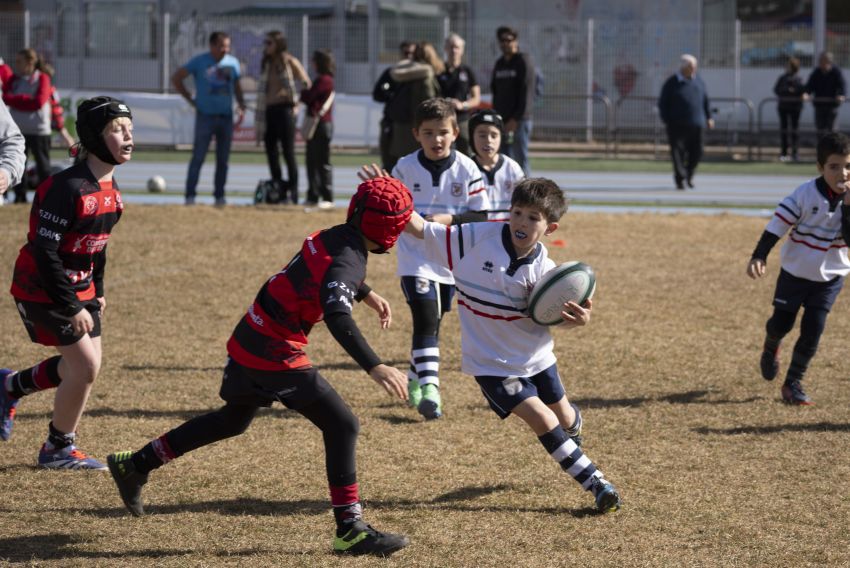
[781,379,814,406]
[0,369,19,441]
[38,444,108,470]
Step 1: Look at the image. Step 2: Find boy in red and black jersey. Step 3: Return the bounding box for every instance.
[1,96,133,470]
[107,178,414,558]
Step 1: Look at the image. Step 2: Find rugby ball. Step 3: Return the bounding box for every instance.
[147,175,166,193]
[528,261,596,326]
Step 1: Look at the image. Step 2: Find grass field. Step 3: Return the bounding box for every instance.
[1,204,849,567]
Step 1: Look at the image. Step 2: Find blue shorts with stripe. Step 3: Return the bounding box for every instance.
[773,268,845,313]
[475,364,565,419]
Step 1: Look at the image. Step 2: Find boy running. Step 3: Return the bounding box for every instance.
[748,131,850,405]
[468,109,524,221]
[379,97,489,420]
[107,178,412,557]
[401,176,621,513]
[1,96,133,469]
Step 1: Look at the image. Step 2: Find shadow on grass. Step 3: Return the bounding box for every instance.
[121,360,408,373]
[693,421,850,436]
[76,483,598,519]
[77,405,299,421]
[574,389,764,409]
[0,533,203,562]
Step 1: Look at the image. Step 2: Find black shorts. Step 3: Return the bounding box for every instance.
[773,269,845,313]
[219,357,332,409]
[15,299,102,346]
[400,276,455,314]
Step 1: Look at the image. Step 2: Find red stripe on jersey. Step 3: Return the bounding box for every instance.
[468,186,486,196]
[226,335,312,371]
[302,230,334,284]
[774,212,795,225]
[458,299,525,321]
[446,226,454,270]
[76,185,121,218]
[788,234,831,251]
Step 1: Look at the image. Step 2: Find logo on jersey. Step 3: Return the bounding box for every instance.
[812,206,819,214]
[413,183,421,192]
[83,196,98,215]
[451,183,462,197]
[37,227,61,242]
[248,304,265,327]
[306,237,318,255]
[39,209,69,227]
[60,323,74,336]
[482,260,494,273]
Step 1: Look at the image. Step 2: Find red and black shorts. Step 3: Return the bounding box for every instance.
[14,298,102,346]
[219,357,333,410]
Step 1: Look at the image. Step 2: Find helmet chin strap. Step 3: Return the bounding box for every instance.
[88,139,120,165]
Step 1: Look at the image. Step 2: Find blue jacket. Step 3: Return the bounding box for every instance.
[658,73,711,128]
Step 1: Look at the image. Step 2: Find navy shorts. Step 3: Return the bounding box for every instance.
[15,299,102,346]
[773,269,845,313]
[475,364,566,419]
[219,357,332,409]
[400,276,455,314]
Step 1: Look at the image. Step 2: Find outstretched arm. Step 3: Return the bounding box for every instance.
[403,211,426,239]
[362,290,392,329]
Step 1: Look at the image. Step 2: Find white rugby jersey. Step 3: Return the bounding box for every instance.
[765,177,850,282]
[474,154,525,221]
[422,221,557,377]
[393,150,489,283]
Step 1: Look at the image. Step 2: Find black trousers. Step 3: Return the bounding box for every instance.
[666,124,703,186]
[264,103,298,203]
[778,108,801,157]
[305,121,333,204]
[12,134,51,203]
[814,105,839,139]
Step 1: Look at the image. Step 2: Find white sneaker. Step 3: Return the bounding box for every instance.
[318,200,334,210]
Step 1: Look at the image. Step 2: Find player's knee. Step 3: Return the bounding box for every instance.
[336,410,360,441]
[216,404,255,437]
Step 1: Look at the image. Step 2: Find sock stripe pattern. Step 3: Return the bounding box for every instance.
[151,434,178,465]
[539,426,601,490]
[411,339,439,387]
[6,356,62,398]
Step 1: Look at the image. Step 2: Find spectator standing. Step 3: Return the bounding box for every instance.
[255,30,310,204]
[300,49,335,208]
[438,33,480,156]
[2,48,52,204]
[372,41,416,172]
[657,54,714,190]
[804,51,846,140]
[172,31,246,206]
[41,64,75,148]
[387,42,443,164]
[774,57,804,162]
[0,98,26,206]
[491,26,535,176]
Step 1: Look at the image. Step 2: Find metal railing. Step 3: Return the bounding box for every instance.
[756,96,848,160]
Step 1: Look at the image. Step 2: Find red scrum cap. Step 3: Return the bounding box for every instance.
[347,177,413,252]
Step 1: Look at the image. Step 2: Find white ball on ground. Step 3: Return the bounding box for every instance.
[528,261,596,326]
[147,175,166,193]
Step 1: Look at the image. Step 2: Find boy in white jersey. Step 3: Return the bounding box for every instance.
[468,109,524,221]
[748,132,850,405]
[402,177,621,513]
[364,98,489,420]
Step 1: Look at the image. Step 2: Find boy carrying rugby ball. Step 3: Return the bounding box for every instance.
[362,170,622,513]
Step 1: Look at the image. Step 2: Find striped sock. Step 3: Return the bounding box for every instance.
[411,335,439,387]
[5,356,62,399]
[538,425,603,491]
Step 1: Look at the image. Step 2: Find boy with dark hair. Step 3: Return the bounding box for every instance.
[748,131,850,405]
[468,109,524,220]
[107,178,413,557]
[1,96,133,469]
[362,97,489,420]
[401,177,621,513]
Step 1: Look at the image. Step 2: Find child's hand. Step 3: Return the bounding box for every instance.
[357,163,391,182]
[70,309,95,336]
[560,298,592,328]
[97,297,107,317]
[369,364,408,400]
[747,258,766,279]
[362,291,392,329]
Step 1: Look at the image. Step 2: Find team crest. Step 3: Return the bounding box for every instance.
[83,195,98,215]
[451,183,462,196]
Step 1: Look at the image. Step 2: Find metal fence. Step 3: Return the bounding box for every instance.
[3,10,850,153]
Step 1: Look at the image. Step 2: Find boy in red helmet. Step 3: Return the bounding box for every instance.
[107,177,413,558]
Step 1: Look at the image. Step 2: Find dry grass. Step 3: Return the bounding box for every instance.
[1,204,849,567]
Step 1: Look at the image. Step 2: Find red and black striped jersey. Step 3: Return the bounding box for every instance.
[227,223,375,371]
[10,161,123,315]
